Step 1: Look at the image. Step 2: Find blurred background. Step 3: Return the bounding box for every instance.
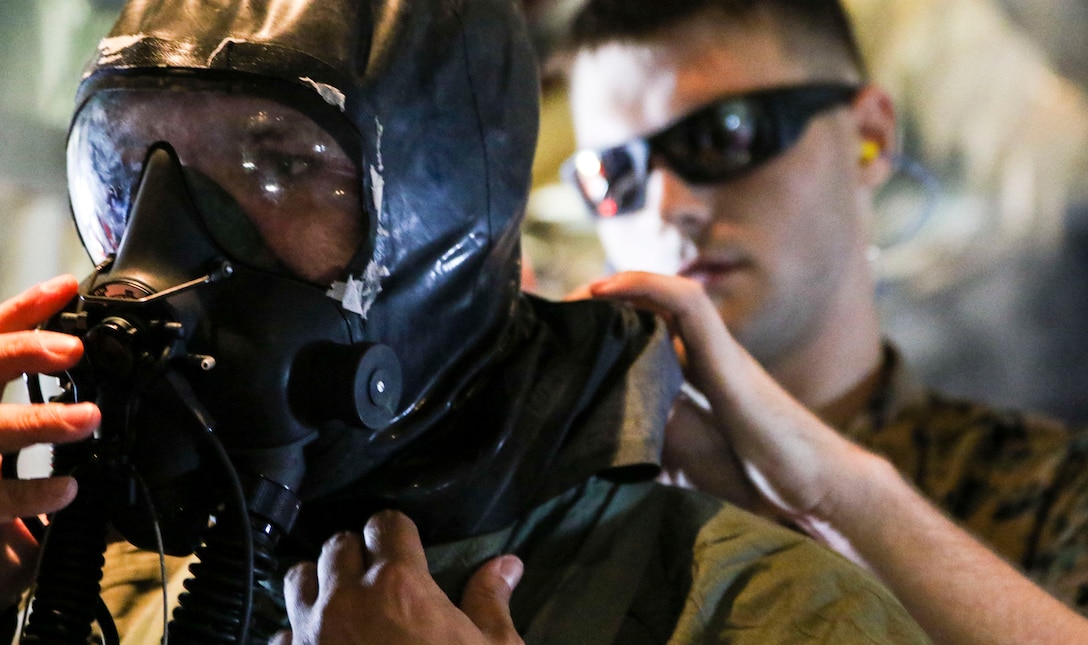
[2,0,1088,425]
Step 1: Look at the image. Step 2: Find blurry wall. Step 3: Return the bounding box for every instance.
[0,1,118,404]
[0,1,118,298]
[852,0,1088,424]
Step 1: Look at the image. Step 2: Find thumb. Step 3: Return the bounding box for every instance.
[460,555,524,643]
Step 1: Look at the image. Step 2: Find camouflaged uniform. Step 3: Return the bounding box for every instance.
[844,344,1088,612]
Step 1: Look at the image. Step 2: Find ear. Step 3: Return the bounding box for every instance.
[851,84,897,189]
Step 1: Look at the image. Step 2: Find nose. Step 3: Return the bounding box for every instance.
[653,168,712,240]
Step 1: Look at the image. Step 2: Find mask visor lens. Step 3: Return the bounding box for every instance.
[67,88,363,285]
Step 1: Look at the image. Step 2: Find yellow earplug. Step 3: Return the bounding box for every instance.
[859,139,882,165]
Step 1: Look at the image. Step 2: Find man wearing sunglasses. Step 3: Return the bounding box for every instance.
[562,0,1088,612]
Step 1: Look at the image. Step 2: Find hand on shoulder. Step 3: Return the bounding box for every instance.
[585,271,884,526]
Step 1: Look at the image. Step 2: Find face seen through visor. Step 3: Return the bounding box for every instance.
[68,89,363,285]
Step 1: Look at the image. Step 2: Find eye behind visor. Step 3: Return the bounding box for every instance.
[563,82,861,218]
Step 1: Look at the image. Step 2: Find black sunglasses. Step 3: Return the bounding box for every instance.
[562,83,862,218]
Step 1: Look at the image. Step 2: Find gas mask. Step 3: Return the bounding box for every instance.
[22,81,403,644]
[15,0,541,642]
[62,80,407,544]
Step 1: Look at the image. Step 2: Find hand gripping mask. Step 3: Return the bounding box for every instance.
[16,0,540,642]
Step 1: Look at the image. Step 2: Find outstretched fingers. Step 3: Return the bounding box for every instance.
[0,330,85,384]
[0,476,78,522]
[0,401,96,524]
[0,402,99,454]
[0,275,79,334]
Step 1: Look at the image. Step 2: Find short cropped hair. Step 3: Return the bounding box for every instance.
[567,0,867,79]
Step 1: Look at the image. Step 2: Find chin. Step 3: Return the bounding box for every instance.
[711,293,764,341]
[711,299,747,331]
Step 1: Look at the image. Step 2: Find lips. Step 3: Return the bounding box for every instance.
[678,254,750,286]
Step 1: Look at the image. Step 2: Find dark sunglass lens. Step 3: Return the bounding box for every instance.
[713,101,758,166]
[659,99,763,183]
[653,84,858,185]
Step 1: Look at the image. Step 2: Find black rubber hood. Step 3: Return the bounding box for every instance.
[78,0,540,431]
[61,0,678,549]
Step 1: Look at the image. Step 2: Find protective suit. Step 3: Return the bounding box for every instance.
[11,0,928,643]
